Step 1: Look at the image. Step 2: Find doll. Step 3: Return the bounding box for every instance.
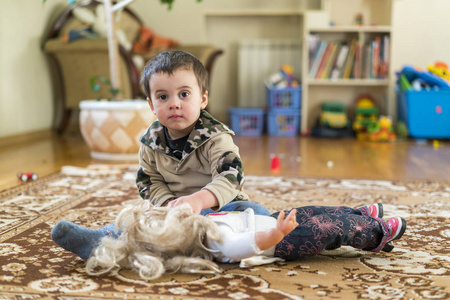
[84,200,406,280]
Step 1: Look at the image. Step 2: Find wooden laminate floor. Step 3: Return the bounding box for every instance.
[1,129,449,191]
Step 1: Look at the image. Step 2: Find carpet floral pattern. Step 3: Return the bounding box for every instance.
[0,165,449,299]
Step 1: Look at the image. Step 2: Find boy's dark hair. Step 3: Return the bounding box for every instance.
[140,50,208,99]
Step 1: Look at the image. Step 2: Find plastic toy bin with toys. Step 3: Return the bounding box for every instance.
[397,89,450,138]
[228,107,265,136]
[396,64,450,139]
[267,109,301,136]
[265,64,301,135]
[266,85,302,109]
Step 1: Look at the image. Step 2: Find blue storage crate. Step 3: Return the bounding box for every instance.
[266,85,301,109]
[397,89,450,138]
[228,107,265,136]
[267,109,301,136]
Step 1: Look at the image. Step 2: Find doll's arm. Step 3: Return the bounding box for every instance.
[255,209,298,251]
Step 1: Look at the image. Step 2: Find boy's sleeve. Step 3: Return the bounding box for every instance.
[136,144,176,206]
[202,134,245,209]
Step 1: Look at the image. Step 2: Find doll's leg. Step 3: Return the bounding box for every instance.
[292,204,383,219]
[272,212,391,261]
[51,221,121,260]
[201,201,271,216]
[357,203,384,218]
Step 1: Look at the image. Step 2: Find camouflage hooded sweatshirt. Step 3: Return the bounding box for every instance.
[136,110,249,209]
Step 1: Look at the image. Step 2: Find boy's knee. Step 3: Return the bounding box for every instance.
[235,201,271,216]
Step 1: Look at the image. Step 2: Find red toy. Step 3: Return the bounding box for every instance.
[270,156,281,175]
[17,172,38,182]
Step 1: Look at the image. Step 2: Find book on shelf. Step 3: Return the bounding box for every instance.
[353,40,361,79]
[308,34,321,70]
[363,44,371,79]
[309,34,390,80]
[308,40,328,78]
[321,42,340,79]
[342,38,357,79]
[379,35,390,79]
[315,42,334,79]
[372,36,380,79]
[330,42,348,80]
[362,35,390,79]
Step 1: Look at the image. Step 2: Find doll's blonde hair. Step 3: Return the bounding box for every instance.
[86,201,221,280]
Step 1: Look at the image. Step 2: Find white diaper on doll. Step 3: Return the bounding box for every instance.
[205,208,284,267]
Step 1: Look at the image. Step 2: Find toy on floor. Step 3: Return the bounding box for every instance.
[367,116,396,142]
[433,140,442,149]
[17,172,38,182]
[319,102,350,129]
[353,94,379,140]
[270,156,281,175]
[311,102,354,138]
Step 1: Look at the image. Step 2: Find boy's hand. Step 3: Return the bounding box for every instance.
[167,196,203,214]
[166,190,218,214]
[276,209,299,236]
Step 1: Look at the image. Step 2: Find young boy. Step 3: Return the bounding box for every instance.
[51,51,269,260]
[137,50,269,215]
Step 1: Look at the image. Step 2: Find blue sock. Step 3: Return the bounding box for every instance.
[51,221,120,260]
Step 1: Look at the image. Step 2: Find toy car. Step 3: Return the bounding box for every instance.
[17,172,38,182]
[319,102,350,129]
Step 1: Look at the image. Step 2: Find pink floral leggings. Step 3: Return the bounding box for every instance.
[272,205,390,261]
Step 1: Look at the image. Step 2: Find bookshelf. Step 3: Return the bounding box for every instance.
[300,0,393,134]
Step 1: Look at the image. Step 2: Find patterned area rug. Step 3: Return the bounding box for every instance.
[0,165,449,300]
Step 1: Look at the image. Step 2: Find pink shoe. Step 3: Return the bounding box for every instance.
[368,203,384,218]
[382,216,407,252]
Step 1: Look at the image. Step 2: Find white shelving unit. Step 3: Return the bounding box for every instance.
[201,0,394,130]
[300,0,394,134]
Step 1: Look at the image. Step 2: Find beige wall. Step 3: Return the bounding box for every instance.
[0,0,66,138]
[1,0,450,138]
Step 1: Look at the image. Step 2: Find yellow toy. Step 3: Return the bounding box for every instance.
[427,61,450,82]
[353,94,379,140]
[368,116,396,142]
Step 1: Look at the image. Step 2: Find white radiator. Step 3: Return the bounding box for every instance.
[238,39,302,108]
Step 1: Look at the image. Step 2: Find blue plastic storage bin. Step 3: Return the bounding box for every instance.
[397,89,450,138]
[266,85,301,109]
[267,109,301,136]
[228,107,265,136]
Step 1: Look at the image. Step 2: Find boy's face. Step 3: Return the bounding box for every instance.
[147,68,208,140]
